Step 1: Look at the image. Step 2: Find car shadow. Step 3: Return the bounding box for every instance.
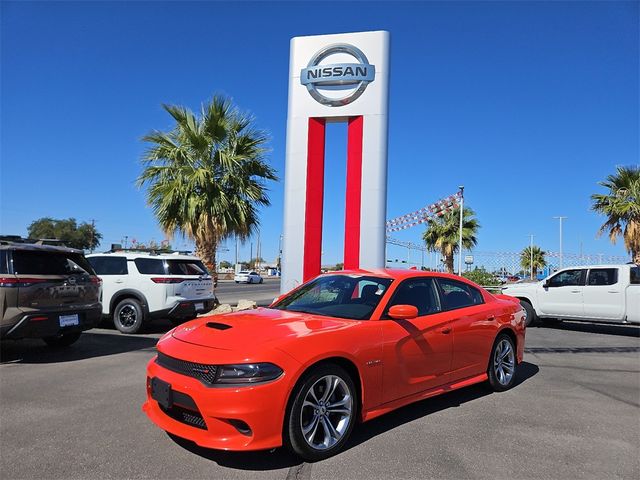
[539,321,640,338]
[0,331,158,364]
[167,361,539,470]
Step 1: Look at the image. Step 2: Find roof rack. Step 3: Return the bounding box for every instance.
[0,235,66,247]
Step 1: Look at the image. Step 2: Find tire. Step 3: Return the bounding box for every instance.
[285,364,357,462]
[113,298,145,334]
[259,278,264,284]
[520,300,536,327]
[235,281,239,284]
[43,332,82,347]
[487,333,517,392]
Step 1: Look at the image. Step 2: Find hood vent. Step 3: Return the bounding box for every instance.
[206,322,232,331]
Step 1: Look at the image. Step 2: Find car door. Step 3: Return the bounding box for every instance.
[380,277,453,403]
[436,278,497,382]
[87,256,128,314]
[583,268,624,321]
[537,269,586,317]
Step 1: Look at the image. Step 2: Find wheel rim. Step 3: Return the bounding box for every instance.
[118,305,137,328]
[493,339,515,385]
[300,375,353,451]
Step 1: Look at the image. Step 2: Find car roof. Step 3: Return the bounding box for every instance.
[0,242,83,254]
[324,268,471,282]
[87,251,201,261]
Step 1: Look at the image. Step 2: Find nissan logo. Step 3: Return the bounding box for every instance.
[300,43,375,107]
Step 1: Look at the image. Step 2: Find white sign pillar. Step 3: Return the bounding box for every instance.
[281,31,390,293]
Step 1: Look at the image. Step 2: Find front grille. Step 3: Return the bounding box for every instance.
[156,352,218,385]
[160,404,207,430]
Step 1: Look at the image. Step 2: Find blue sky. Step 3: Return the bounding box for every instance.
[2,1,638,266]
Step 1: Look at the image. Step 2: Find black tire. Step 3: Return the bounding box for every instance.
[285,364,357,462]
[259,278,264,284]
[487,333,518,392]
[43,332,82,347]
[520,300,536,327]
[235,281,239,284]
[113,298,145,334]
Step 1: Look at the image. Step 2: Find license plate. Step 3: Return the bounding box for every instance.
[59,314,79,327]
[195,302,204,311]
[151,377,173,409]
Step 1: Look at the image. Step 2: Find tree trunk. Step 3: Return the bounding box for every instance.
[195,236,218,287]
[444,254,455,274]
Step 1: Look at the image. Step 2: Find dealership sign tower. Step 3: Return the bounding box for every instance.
[281,31,390,293]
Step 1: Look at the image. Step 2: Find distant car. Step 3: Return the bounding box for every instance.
[0,239,102,347]
[143,269,525,461]
[87,251,217,334]
[234,270,263,284]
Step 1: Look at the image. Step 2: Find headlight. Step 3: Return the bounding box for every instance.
[216,363,283,384]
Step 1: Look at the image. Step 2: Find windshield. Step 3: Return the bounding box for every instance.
[272,274,393,320]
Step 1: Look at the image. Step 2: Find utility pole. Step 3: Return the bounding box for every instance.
[553,216,567,269]
[235,235,239,273]
[457,185,464,276]
[250,242,253,270]
[90,219,95,253]
[528,234,535,280]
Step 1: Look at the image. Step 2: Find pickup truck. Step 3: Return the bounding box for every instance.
[502,264,640,327]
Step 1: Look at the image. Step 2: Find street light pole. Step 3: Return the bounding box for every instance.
[457,185,464,276]
[529,234,535,280]
[553,216,567,269]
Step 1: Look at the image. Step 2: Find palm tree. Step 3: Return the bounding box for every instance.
[137,95,277,280]
[520,246,547,279]
[423,208,480,274]
[591,165,640,262]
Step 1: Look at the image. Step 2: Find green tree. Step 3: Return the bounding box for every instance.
[27,218,102,251]
[591,165,640,262]
[520,246,547,279]
[137,95,277,281]
[423,208,480,274]
[219,260,233,269]
[463,267,499,286]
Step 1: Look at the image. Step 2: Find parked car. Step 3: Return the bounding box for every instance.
[143,269,525,461]
[87,251,217,334]
[0,239,102,347]
[502,264,640,327]
[234,270,263,284]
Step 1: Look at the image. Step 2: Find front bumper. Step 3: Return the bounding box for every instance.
[2,305,102,340]
[142,345,299,451]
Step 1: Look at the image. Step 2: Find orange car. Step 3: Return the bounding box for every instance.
[143,269,526,461]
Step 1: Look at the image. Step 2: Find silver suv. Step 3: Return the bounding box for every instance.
[0,240,102,347]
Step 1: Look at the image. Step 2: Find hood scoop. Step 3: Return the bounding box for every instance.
[206,322,232,331]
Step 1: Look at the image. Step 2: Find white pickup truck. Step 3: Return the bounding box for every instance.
[502,264,640,327]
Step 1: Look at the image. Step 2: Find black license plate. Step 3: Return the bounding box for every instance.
[151,377,173,409]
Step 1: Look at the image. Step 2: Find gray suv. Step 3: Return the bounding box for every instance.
[0,240,102,347]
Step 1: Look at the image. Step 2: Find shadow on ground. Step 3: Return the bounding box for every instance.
[0,331,158,364]
[538,321,640,338]
[168,361,539,470]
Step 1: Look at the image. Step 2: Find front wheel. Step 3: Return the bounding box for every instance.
[520,300,536,327]
[487,333,517,392]
[43,332,82,347]
[113,298,145,334]
[285,364,356,461]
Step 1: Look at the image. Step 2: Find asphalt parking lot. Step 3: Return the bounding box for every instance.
[1,318,638,480]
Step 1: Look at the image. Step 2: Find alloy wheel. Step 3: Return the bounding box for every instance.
[493,338,515,386]
[118,305,137,328]
[300,375,353,450]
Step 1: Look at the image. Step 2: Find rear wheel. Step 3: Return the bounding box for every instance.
[285,364,356,461]
[43,332,82,347]
[520,300,536,327]
[113,298,145,334]
[487,333,517,392]
[259,278,264,284]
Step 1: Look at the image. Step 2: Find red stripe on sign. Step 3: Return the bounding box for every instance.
[303,118,326,282]
[344,116,363,270]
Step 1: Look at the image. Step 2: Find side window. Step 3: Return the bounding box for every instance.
[88,256,128,275]
[437,278,484,310]
[587,268,618,286]
[0,250,7,274]
[631,267,640,285]
[134,258,165,274]
[548,269,586,287]
[385,278,441,316]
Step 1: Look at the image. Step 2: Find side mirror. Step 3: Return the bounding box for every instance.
[543,281,550,288]
[388,304,419,320]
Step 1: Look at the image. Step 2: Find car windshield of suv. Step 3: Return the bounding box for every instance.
[272,274,393,320]
[12,250,95,276]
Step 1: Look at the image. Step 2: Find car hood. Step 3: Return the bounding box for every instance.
[171,307,357,351]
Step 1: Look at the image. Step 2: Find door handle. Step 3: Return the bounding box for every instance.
[440,326,452,334]
[607,290,619,294]
[115,280,124,284]
[570,290,581,293]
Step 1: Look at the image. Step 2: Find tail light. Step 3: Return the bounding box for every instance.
[90,276,102,285]
[0,277,48,287]
[151,278,185,284]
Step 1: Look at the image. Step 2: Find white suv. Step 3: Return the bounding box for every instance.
[87,251,217,333]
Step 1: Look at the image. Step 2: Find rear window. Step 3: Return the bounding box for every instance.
[88,256,128,275]
[587,268,618,286]
[134,258,208,275]
[631,266,640,285]
[12,250,95,275]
